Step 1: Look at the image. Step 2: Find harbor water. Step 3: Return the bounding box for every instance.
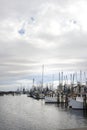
[0,95,87,130]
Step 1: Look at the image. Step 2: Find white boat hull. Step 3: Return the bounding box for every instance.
[45,96,58,103]
[68,98,83,109]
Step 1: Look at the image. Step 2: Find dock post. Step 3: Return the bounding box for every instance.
[65,94,68,107]
[57,92,60,103]
[83,94,86,110]
[61,92,63,103]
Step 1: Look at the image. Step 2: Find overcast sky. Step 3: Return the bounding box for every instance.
[0,0,87,90]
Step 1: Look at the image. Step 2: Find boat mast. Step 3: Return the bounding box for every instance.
[61,72,63,85]
[73,73,75,85]
[70,73,72,84]
[66,75,68,84]
[80,70,82,85]
[84,72,86,84]
[52,74,54,90]
[32,78,35,90]
[59,72,60,85]
[41,64,44,90]
[75,72,77,84]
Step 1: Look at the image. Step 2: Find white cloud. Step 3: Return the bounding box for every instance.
[0,0,87,90]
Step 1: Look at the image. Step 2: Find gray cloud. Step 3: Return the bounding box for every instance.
[0,0,87,90]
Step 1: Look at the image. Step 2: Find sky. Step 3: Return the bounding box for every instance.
[0,0,87,90]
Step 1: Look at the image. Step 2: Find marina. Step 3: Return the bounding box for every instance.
[25,70,87,110]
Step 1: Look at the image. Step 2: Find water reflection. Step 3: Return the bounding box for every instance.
[69,109,86,118]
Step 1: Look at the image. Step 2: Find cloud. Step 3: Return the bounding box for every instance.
[0,0,87,90]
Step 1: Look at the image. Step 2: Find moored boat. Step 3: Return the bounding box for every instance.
[68,96,84,109]
[45,96,58,103]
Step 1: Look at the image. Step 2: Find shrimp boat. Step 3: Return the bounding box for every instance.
[68,71,84,109]
[45,96,58,103]
[44,90,58,103]
[68,96,84,109]
[45,72,62,103]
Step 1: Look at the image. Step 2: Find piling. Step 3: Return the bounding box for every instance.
[83,94,87,110]
[57,92,60,103]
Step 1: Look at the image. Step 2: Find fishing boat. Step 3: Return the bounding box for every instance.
[68,96,84,109]
[45,96,58,103]
[39,93,45,99]
[45,90,58,103]
[27,93,31,97]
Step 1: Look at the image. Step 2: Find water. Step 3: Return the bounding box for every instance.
[0,95,87,130]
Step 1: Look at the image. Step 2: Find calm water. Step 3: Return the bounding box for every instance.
[0,95,87,130]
